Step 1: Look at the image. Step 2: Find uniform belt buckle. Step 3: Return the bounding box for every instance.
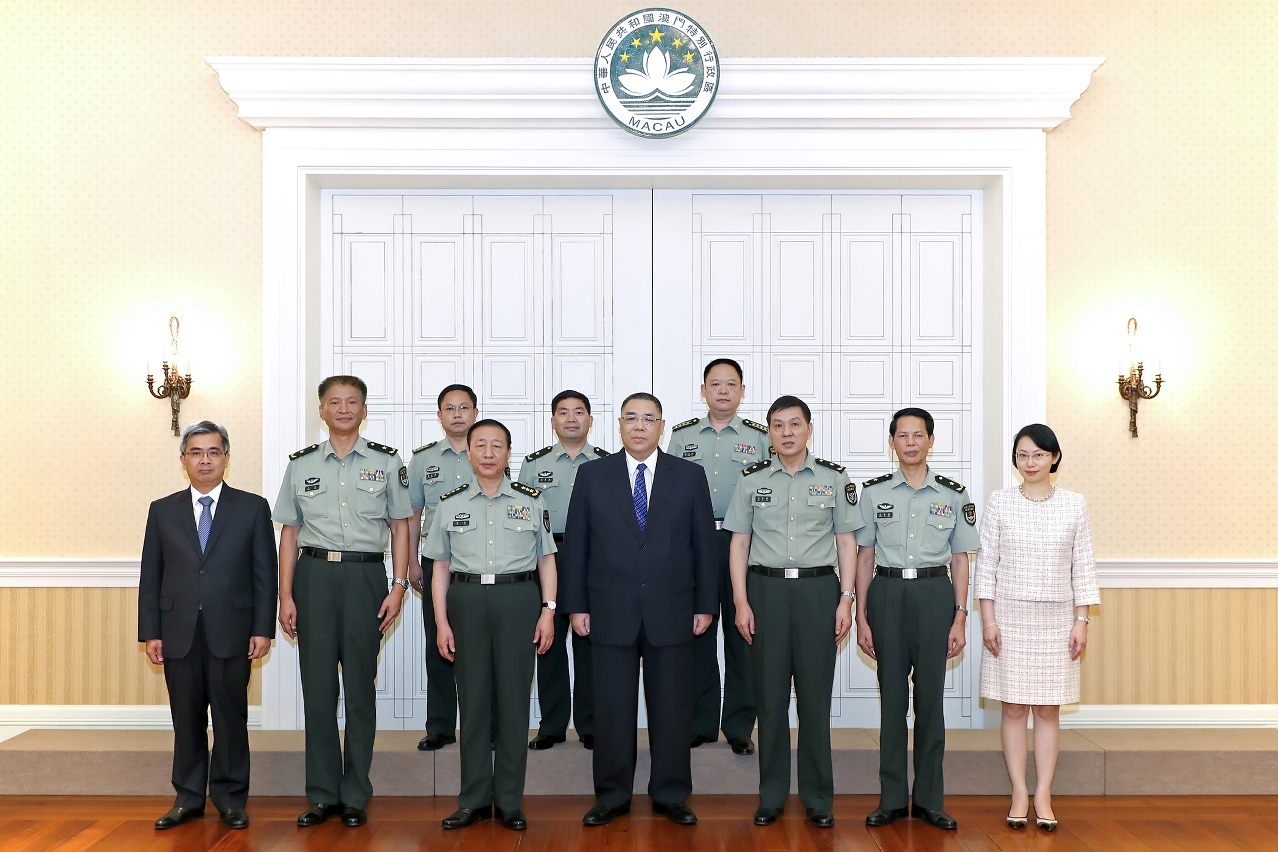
[901,567,917,579]
[480,573,496,585]
[326,551,342,562]
[784,568,799,579]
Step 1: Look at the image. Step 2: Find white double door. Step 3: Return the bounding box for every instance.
[319,188,980,731]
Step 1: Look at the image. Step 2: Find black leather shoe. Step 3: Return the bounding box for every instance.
[496,807,527,830]
[753,806,782,826]
[653,801,697,825]
[417,732,456,751]
[154,806,204,830]
[297,803,342,827]
[218,807,249,830]
[528,733,565,750]
[442,805,492,829]
[865,806,909,826]
[911,804,958,830]
[580,734,594,750]
[729,736,755,755]
[582,802,629,826]
[690,734,717,747]
[341,806,367,827]
[806,808,834,828]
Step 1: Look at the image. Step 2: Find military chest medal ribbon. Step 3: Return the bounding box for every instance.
[595,9,720,138]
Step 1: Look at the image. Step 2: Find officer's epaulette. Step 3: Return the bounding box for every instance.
[511,481,542,499]
[593,446,611,457]
[289,443,319,460]
[742,418,768,433]
[743,459,771,476]
[441,483,469,500]
[413,440,438,454]
[525,445,552,462]
[934,474,966,493]
[672,417,701,430]
[863,473,893,487]
[366,441,397,456]
[815,457,845,473]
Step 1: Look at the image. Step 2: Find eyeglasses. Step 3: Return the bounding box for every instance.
[183,449,225,460]
[442,404,473,414]
[620,414,661,425]
[1015,451,1052,463]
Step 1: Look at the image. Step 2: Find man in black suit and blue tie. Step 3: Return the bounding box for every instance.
[559,393,717,827]
[138,421,278,831]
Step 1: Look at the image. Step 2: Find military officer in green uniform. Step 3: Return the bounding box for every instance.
[407,384,479,751]
[425,419,558,832]
[520,390,609,751]
[274,375,413,829]
[855,407,979,832]
[666,358,769,754]
[725,395,861,828]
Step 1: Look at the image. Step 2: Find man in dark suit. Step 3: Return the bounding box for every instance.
[559,392,717,827]
[139,421,278,831]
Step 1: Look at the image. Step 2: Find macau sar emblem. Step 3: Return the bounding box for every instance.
[594,9,720,138]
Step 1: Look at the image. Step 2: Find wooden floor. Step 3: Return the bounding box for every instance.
[1,795,1275,851]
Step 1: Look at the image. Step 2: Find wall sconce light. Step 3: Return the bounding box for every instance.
[146,316,193,436]
[1117,317,1162,437]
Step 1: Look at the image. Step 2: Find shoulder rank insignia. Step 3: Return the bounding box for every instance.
[863,472,892,488]
[743,459,771,476]
[511,481,542,499]
[815,457,845,473]
[441,483,469,501]
[742,418,768,433]
[413,440,438,454]
[366,441,398,456]
[593,446,611,457]
[289,443,319,460]
[525,445,552,462]
[934,474,966,493]
[672,417,700,431]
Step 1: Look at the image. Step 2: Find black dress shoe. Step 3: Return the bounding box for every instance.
[442,805,493,829]
[154,806,204,830]
[528,733,566,750]
[729,736,755,755]
[297,803,343,827]
[653,801,697,825]
[218,807,249,830]
[806,808,834,828]
[417,732,456,751]
[753,806,782,826]
[580,734,594,750]
[582,802,629,826]
[865,806,909,826]
[911,804,958,830]
[690,734,717,747]
[496,807,527,830]
[341,806,367,827]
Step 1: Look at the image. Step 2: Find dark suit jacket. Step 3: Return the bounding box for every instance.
[138,485,278,660]
[558,450,716,647]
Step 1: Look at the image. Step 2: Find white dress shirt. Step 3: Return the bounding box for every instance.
[191,482,224,528]
[624,450,657,512]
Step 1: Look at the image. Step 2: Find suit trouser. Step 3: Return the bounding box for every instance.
[591,623,693,809]
[163,613,252,811]
[748,570,839,810]
[692,527,757,741]
[421,557,458,738]
[866,573,954,811]
[447,579,539,811]
[295,555,386,809]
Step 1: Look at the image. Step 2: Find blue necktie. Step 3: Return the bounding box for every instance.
[633,463,648,531]
[197,495,213,553]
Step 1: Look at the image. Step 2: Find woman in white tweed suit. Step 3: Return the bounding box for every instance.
[975,424,1099,833]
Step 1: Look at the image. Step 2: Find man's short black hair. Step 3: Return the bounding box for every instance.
[620,392,662,417]
[703,358,744,383]
[552,389,592,415]
[889,407,935,437]
[766,395,811,424]
[318,375,367,402]
[467,418,512,447]
[437,384,477,410]
[1013,423,1063,473]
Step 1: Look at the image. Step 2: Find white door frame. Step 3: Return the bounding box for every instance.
[208,56,1102,729]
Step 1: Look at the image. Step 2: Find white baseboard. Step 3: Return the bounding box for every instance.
[0,559,140,587]
[1060,703,1278,728]
[0,705,263,729]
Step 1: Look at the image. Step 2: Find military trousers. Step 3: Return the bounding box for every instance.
[421,557,458,738]
[692,528,757,741]
[747,569,840,810]
[294,555,387,809]
[447,578,540,812]
[533,608,595,739]
[866,572,954,811]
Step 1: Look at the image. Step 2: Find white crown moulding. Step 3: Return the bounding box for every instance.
[206,57,1104,131]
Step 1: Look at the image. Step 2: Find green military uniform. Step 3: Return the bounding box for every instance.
[272,437,412,809]
[408,439,477,740]
[667,415,770,743]
[517,442,609,742]
[423,478,556,814]
[856,468,978,813]
[724,453,863,811]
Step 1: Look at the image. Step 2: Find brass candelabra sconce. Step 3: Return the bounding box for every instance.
[1116,317,1162,437]
[146,316,193,436]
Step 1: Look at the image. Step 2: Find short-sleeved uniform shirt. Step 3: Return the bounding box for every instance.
[423,479,557,575]
[668,415,771,518]
[408,439,476,550]
[854,468,979,568]
[516,442,609,535]
[272,437,413,552]
[724,454,864,567]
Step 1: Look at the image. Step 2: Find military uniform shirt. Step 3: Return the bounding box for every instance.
[723,454,864,568]
[272,437,413,552]
[516,442,608,535]
[423,479,557,575]
[855,468,980,568]
[668,415,770,518]
[408,439,476,547]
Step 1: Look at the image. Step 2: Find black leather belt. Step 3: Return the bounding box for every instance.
[875,565,949,579]
[749,565,835,579]
[552,533,565,543]
[451,569,537,585]
[300,547,384,563]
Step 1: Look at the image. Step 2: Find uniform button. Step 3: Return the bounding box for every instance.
[820,503,825,508]
[715,453,719,458]
[344,523,348,527]
[489,561,494,565]
[790,536,794,541]
[912,513,916,518]
[713,488,718,493]
[342,502,346,507]
[789,557,794,561]
[489,521,494,525]
[791,497,796,501]
[908,555,914,560]
[516,527,522,531]
[791,517,795,521]
[713,471,718,475]
[489,540,494,544]
[340,482,345,486]
[909,533,914,538]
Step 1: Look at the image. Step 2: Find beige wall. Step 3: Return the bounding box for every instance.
[2,1,1274,704]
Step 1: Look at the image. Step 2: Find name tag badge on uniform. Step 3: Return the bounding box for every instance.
[877,501,893,519]
[809,484,834,497]
[682,443,699,458]
[452,512,470,527]
[734,443,756,455]
[304,476,321,493]
[537,470,555,483]
[929,502,953,518]
[754,487,772,504]
[360,468,385,482]
[425,465,440,480]
[508,505,532,522]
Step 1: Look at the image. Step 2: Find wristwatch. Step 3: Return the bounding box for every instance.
[840,590,855,600]
[542,600,557,611]
[1076,615,1090,623]
[391,577,411,591]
